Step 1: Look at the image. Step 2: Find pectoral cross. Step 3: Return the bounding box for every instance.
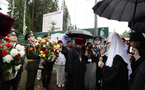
[80,57,82,62]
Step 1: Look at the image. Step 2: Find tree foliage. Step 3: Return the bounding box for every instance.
[120,30,129,38]
[6,0,75,34]
[61,0,77,30]
[6,0,59,34]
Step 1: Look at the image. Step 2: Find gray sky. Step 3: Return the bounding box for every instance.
[1,0,130,34]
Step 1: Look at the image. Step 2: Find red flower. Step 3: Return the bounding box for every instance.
[40,47,45,51]
[0,46,1,48]
[54,57,57,60]
[5,43,12,48]
[44,51,48,55]
[50,48,54,52]
[55,49,57,52]
[17,42,22,45]
[41,62,45,65]
[2,50,8,56]
[15,54,20,58]
[4,38,11,42]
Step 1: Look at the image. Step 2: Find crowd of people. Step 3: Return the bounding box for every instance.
[1,12,145,90]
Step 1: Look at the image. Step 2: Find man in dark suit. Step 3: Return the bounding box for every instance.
[5,29,24,90]
[0,13,16,90]
[25,31,41,90]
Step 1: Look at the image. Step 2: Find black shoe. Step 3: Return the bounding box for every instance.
[46,84,52,90]
[43,87,47,90]
[42,79,47,90]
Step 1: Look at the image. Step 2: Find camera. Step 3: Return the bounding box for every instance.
[88,46,92,50]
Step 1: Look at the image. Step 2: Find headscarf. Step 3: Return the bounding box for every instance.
[106,32,132,78]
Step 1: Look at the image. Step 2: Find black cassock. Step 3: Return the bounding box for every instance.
[0,49,5,90]
[129,58,145,90]
[102,55,128,90]
[65,47,86,90]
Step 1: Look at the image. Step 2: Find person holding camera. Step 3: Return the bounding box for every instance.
[84,42,98,90]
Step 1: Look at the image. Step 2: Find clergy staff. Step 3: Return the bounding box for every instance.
[65,37,86,90]
[0,13,16,90]
[98,32,132,90]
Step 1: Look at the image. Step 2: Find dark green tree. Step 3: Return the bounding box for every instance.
[120,30,129,38]
[61,0,77,30]
[7,0,25,34]
[7,0,59,33]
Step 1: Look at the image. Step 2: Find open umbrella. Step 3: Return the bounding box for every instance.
[128,16,145,33]
[93,0,145,22]
[65,30,93,39]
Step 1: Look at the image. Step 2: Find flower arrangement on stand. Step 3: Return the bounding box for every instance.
[1,38,25,81]
[35,37,60,65]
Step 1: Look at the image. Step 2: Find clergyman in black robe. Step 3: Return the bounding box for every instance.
[129,48,145,90]
[65,38,86,90]
[129,31,145,76]
[98,32,132,90]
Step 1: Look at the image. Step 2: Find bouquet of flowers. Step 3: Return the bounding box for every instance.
[1,38,25,81]
[35,37,60,64]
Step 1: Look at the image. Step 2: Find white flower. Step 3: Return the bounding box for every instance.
[16,44,25,51]
[43,45,46,47]
[3,55,13,63]
[35,42,39,46]
[14,65,21,71]
[7,68,12,73]
[19,50,25,57]
[50,40,54,44]
[10,49,19,57]
[46,42,49,45]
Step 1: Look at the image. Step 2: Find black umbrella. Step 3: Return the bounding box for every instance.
[93,0,145,22]
[65,30,93,39]
[128,16,145,33]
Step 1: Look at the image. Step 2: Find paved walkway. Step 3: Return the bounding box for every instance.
[18,63,65,90]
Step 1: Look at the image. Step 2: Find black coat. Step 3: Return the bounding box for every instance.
[0,49,5,90]
[131,45,145,74]
[65,47,86,90]
[102,55,128,90]
[130,58,145,90]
